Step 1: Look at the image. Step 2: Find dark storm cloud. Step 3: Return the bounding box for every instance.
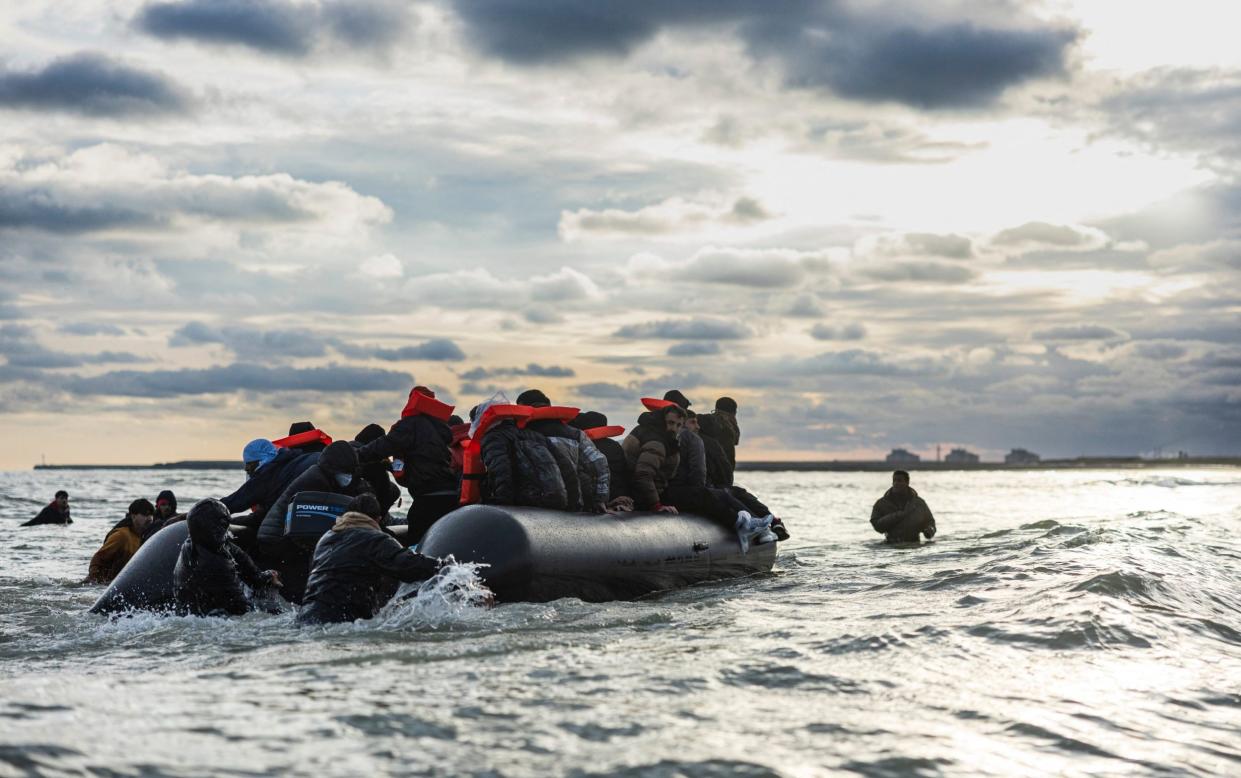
[613,317,752,340]
[135,0,414,57]
[66,363,412,397]
[0,190,162,233]
[459,363,576,380]
[0,52,190,117]
[451,1,1078,109]
[667,342,720,357]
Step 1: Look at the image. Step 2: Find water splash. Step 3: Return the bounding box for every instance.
[367,560,493,631]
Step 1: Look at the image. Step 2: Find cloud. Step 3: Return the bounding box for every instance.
[559,195,771,241]
[1148,240,1241,275]
[135,0,413,58]
[0,52,190,117]
[0,324,148,368]
[358,253,403,279]
[339,339,467,363]
[784,294,826,318]
[459,363,575,380]
[678,247,822,289]
[58,322,127,337]
[858,261,976,283]
[667,342,721,357]
[809,323,866,341]
[452,1,1078,109]
[529,267,601,301]
[613,317,753,340]
[0,144,391,236]
[903,233,974,259]
[1032,324,1126,341]
[991,221,1109,250]
[1127,342,1188,361]
[574,381,636,400]
[66,362,412,398]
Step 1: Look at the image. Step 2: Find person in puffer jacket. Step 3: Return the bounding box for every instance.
[476,408,568,510]
[173,498,281,616]
[298,494,442,625]
[621,405,685,514]
[516,389,610,513]
[570,411,632,507]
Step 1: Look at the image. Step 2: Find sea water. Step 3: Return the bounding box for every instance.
[1,468,1239,777]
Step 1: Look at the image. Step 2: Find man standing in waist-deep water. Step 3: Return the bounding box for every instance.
[22,490,71,526]
[86,498,154,583]
[871,470,937,543]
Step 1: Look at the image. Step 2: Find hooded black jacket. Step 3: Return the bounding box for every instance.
[353,424,401,516]
[174,499,275,616]
[671,428,707,488]
[480,420,568,509]
[701,433,733,488]
[298,512,440,624]
[257,441,374,552]
[221,447,319,517]
[22,502,72,526]
[354,414,456,497]
[697,411,740,478]
[592,437,631,501]
[871,486,936,543]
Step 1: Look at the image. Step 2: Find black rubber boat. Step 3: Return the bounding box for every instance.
[91,495,777,613]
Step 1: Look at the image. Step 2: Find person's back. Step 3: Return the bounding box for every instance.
[299,495,440,625]
[174,499,280,616]
[696,397,740,478]
[23,491,71,526]
[517,390,609,512]
[871,471,936,543]
[479,419,568,509]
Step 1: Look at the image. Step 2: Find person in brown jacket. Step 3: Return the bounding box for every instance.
[871,471,936,543]
[86,498,155,584]
[621,404,685,514]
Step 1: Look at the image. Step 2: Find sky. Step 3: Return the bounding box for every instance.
[1,0,1239,469]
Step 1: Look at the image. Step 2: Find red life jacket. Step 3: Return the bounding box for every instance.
[272,429,333,449]
[516,405,581,428]
[584,425,626,440]
[400,389,455,421]
[640,397,676,411]
[459,404,533,505]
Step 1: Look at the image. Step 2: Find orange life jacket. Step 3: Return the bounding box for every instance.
[516,405,581,428]
[584,425,626,440]
[272,429,333,449]
[640,397,676,411]
[459,404,533,505]
[400,390,455,421]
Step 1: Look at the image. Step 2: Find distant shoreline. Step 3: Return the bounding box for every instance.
[30,457,1241,471]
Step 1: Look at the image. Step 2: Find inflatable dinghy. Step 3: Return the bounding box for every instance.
[92,495,776,613]
[418,505,776,603]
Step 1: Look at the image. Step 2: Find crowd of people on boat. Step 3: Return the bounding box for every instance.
[24,384,938,622]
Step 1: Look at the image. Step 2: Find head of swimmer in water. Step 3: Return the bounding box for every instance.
[54,490,68,511]
[891,470,912,499]
[128,498,155,535]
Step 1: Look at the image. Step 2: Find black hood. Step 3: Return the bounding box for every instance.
[156,489,177,514]
[571,411,608,430]
[187,498,231,553]
[320,440,358,476]
[354,423,386,445]
[289,421,316,436]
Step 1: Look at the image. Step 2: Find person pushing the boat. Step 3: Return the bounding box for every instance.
[174,498,282,616]
[871,470,936,543]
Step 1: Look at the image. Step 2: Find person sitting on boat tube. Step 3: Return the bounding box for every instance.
[515,389,611,513]
[174,498,282,616]
[354,386,458,543]
[221,438,320,529]
[622,404,686,517]
[474,403,570,510]
[871,470,936,543]
[22,490,71,526]
[85,498,155,584]
[258,440,375,603]
[570,411,634,511]
[298,493,443,625]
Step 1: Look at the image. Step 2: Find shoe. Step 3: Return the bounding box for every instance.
[770,518,790,541]
[753,528,778,545]
[735,513,753,554]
